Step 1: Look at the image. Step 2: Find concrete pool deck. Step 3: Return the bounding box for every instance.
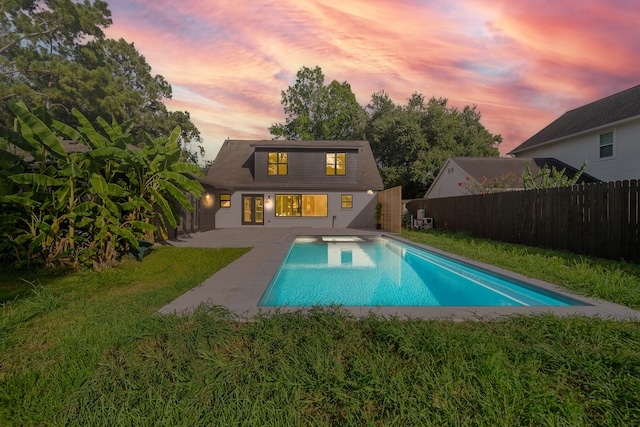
[159,228,640,321]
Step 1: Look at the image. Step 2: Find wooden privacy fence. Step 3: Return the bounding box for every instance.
[378,186,402,233]
[407,180,640,262]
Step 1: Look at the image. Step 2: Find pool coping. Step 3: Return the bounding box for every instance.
[159,228,640,321]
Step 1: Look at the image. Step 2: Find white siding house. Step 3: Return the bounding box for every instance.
[509,85,640,182]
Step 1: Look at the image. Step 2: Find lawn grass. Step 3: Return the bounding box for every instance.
[401,229,640,310]
[1,234,639,426]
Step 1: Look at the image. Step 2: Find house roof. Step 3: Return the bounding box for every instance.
[203,140,384,191]
[509,84,640,155]
[425,156,600,197]
[452,157,598,184]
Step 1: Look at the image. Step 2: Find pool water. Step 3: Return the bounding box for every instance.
[258,237,584,307]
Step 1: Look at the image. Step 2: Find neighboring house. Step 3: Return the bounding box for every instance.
[199,140,384,228]
[424,157,599,199]
[509,84,640,182]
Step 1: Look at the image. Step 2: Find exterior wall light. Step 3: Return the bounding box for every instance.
[367,189,373,194]
[266,196,271,204]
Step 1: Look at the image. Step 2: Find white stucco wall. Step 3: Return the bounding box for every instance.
[516,119,640,182]
[214,191,378,228]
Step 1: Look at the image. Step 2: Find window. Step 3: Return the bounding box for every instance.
[219,194,231,208]
[276,195,301,216]
[326,152,346,175]
[276,194,327,217]
[268,152,288,175]
[341,194,353,209]
[599,132,613,158]
[302,195,328,216]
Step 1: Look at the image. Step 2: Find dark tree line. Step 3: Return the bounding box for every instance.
[1,0,204,163]
[270,66,501,199]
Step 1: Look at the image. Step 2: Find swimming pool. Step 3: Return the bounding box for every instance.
[258,236,585,307]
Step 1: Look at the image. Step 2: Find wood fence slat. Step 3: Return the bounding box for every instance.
[406,180,639,262]
[629,180,639,261]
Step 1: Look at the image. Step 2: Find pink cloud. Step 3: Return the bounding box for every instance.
[103,0,639,162]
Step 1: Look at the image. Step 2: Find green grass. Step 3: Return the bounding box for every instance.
[401,229,640,310]
[1,234,640,426]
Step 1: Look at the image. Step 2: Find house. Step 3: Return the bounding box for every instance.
[508,84,640,182]
[424,157,599,199]
[198,140,384,229]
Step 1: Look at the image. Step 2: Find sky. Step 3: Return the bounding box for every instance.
[103,0,640,164]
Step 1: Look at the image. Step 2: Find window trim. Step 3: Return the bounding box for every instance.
[341,194,353,209]
[219,194,231,208]
[326,152,346,175]
[599,131,614,159]
[275,194,328,217]
[268,152,288,175]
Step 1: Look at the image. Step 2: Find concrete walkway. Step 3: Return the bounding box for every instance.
[159,228,640,321]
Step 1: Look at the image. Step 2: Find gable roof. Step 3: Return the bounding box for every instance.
[452,157,598,184]
[203,140,384,191]
[509,84,640,155]
[425,156,600,198]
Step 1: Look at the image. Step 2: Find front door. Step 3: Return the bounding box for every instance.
[242,194,264,225]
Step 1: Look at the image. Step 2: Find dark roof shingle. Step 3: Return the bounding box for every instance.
[450,157,599,186]
[203,140,384,191]
[510,84,640,154]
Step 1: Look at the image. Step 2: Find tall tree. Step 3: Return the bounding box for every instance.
[0,0,111,108]
[366,93,501,198]
[270,66,366,140]
[0,0,204,163]
[74,38,204,162]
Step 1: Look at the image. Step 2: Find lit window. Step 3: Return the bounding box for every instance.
[302,195,327,216]
[341,194,353,209]
[276,195,301,216]
[268,152,288,175]
[219,194,231,208]
[326,152,346,175]
[599,132,613,158]
[275,194,327,217]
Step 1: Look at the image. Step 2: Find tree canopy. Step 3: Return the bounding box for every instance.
[0,0,204,163]
[270,66,502,199]
[269,66,366,140]
[365,91,501,198]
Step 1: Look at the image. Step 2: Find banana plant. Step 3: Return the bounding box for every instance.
[122,126,205,241]
[2,102,205,268]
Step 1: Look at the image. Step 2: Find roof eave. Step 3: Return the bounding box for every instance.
[509,114,640,155]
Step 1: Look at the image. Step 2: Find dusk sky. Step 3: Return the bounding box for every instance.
[104,0,639,163]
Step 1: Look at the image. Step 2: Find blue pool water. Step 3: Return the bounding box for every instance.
[258,236,584,307]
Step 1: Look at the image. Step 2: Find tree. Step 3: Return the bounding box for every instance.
[269,66,366,140]
[0,1,204,163]
[74,38,205,162]
[0,0,112,107]
[366,93,501,198]
[365,91,426,198]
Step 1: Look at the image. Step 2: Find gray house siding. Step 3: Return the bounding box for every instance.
[213,191,377,228]
[202,140,384,229]
[253,147,359,185]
